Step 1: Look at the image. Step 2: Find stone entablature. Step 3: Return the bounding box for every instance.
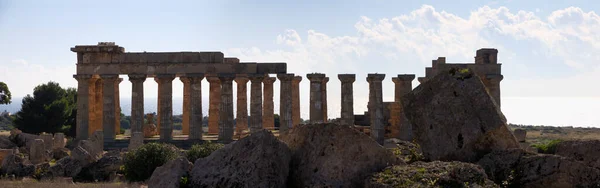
[72,43,286,75]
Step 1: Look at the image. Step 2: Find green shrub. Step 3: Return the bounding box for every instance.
[185,142,224,163]
[532,139,562,154]
[123,143,179,182]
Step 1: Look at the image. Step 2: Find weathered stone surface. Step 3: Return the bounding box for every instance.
[513,129,527,142]
[71,143,97,166]
[8,132,40,151]
[207,76,221,135]
[143,114,159,138]
[367,74,386,145]
[555,140,600,169]
[249,74,264,133]
[128,132,144,150]
[75,153,123,182]
[89,130,104,156]
[29,139,47,164]
[279,123,401,187]
[306,74,325,123]
[338,74,355,126]
[53,133,66,149]
[402,69,518,162]
[478,148,600,188]
[191,130,291,188]
[49,156,84,177]
[149,157,193,188]
[0,153,35,177]
[51,148,70,160]
[365,161,497,188]
[0,136,16,149]
[0,149,14,164]
[40,133,53,151]
[262,76,276,130]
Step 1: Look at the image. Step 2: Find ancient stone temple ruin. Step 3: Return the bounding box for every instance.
[72,42,502,146]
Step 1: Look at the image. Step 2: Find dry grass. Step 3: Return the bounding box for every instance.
[509,124,600,145]
[0,179,145,188]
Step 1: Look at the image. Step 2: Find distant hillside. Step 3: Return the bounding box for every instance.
[0,111,13,131]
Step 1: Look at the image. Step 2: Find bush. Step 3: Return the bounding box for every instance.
[532,139,562,154]
[123,143,179,182]
[185,142,224,163]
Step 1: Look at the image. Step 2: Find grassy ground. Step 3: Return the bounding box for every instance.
[508,124,600,145]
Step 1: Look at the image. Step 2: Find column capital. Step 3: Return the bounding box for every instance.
[183,73,205,83]
[117,78,123,84]
[99,74,120,81]
[249,74,265,82]
[323,77,329,83]
[206,74,221,83]
[277,73,295,81]
[263,76,276,84]
[338,74,356,83]
[218,73,236,82]
[293,76,302,84]
[234,74,249,84]
[366,73,385,82]
[73,74,93,81]
[154,74,175,83]
[306,73,326,82]
[128,74,147,82]
[418,77,428,84]
[392,74,416,83]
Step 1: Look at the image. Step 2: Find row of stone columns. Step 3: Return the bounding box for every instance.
[74,73,304,143]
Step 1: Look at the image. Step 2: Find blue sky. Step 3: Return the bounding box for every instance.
[1,0,600,127]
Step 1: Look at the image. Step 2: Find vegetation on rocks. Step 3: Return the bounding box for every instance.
[531,139,562,154]
[185,142,224,163]
[123,143,179,182]
[367,161,497,188]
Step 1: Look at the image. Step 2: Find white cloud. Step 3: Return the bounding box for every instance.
[225,5,600,122]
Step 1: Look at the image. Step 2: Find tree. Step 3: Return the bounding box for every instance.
[13,82,77,136]
[0,82,11,105]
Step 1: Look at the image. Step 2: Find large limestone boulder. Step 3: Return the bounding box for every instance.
[0,149,14,162]
[29,139,48,164]
[190,130,291,188]
[148,157,193,188]
[51,147,70,160]
[554,140,600,169]
[8,132,40,152]
[279,123,401,188]
[49,156,85,177]
[478,149,600,187]
[0,136,16,149]
[365,161,498,188]
[75,152,123,182]
[0,153,35,177]
[401,68,519,162]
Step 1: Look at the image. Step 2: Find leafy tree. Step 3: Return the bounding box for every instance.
[274,114,280,127]
[13,82,77,136]
[0,82,11,105]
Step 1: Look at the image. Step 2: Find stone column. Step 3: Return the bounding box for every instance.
[338,74,355,126]
[206,75,221,135]
[73,74,92,140]
[392,74,415,102]
[306,73,325,123]
[155,74,175,141]
[392,74,415,141]
[129,74,146,134]
[186,74,205,140]
[87,77,98,137]
[114,78,122,135]
[277,74,294,133]
[234,75,249,134]
[100,74,119,142]
[180,77,191,135]
[262,76,276,130]
[92,78,104,137]
[321,77,329,122]
[484,74,503,108]
[367,74,385,145]
[292,76,302,127]
[218,74,235,143]
[249,74,264,133]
